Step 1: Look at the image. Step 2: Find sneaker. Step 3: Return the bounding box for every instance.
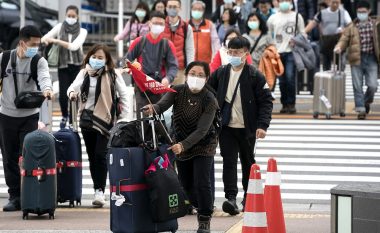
[60,117,68,129]
[357,112,366,120]
[279,104,288,114]
[92,189,106,207]
[365,103,370,114]
[222,198,240,216]
[3,198,21,212]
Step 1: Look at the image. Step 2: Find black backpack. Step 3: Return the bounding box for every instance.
[204,84,222,136]
[0,50,42,92]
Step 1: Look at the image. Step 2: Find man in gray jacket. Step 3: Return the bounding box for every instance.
[0,25,52,211]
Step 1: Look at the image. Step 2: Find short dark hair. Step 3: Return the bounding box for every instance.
[185,61,210,78]
[82,44,115,70]
[150,10,166,20]
[223,28,241,46]
[66,5,79,14]
[356,0,370,9]
[19,25,42,42]
[246,12,268,34]
[228,36,251,51]
[222,8,238,26]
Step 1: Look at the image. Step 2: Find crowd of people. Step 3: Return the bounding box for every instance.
[0,0,379,233]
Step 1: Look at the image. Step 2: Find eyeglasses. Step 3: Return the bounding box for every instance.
[188,72,207,79]
[227,50,246,56]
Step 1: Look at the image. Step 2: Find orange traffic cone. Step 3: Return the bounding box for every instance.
[242,164,268,233]
[264,158,286,233]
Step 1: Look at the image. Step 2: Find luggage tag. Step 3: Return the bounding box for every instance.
[320,95,332,109]
[111,192,126,207]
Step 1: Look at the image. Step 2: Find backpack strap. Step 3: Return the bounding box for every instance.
[0,50,11,92]
[182,21,188,66]
[138,36,147,58]
[27,54,42,90]
[295,12,299,36]
[10,51,18,96]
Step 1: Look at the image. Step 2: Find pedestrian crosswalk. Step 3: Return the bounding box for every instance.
[1,118,380,206]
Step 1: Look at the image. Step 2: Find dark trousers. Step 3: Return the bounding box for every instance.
[81,128,108,191]
[0,113,38,199]
[177,156,214,216]
[219,126,256,199]
[58,65,81,118]
[279,52,296,105]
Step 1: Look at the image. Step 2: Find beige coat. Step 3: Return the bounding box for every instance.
[336,17,380,66]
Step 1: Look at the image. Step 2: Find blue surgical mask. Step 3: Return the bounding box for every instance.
[191,10,204,20]
[24,47,39,58]
[279,2,291,12]
[167,8,178,17]
[228,55,243,67]
[89,58,106,70]
[135,9,146,18]
[248,21,260,30]
[357,12,369,22]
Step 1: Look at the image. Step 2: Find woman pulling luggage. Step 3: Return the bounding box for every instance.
[144,61,218,233]
[67,44,130,207]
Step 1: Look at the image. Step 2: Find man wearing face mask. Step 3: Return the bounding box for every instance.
[161,0,195,85]
[190,1,221,64]
[0,25,53,211]
[126,11,178,115]
[42,5,88,129]
[208,36,273,215]
[335,1,380,120]
[267,0,305,114]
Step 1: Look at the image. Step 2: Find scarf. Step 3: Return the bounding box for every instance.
[59,21,83,68]
[80,64,116,135]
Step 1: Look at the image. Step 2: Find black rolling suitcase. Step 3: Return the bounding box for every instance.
[54,101,82,207]
[107,116,179,233]
[20,130,57,219]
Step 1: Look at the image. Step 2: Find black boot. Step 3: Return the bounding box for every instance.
[222,198,240,216]
[288,104,297,114]
[3,197,21,212]
[197,215,211,233]
[280,104,288,113]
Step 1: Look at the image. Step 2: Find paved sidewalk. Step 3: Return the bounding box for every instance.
[0,198,330,233]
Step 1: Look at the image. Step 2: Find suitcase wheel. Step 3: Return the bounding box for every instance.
[325,114,332,119]
[49,211,55,220]
[313,112,319,119]
[22,211,28,220]
[340,112,346,117]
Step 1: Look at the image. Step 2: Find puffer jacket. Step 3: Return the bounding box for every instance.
[336,17,380,65]
[292,34,317,71]
[258,45,284,90]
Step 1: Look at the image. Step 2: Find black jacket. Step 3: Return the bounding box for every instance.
[208,64,273,139]
[296,0,315,22]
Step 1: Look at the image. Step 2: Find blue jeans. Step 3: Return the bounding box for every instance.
[351,53,379,112]
[279,52,296,105]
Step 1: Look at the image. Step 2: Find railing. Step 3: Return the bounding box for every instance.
[81,12,131,46]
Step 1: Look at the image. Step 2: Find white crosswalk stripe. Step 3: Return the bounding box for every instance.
[1,118,380,206]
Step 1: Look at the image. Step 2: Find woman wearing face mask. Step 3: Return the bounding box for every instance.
[41,5,87,129]
[151,0,167,16]
[114,2,150,45]
[243,13,273,68]
[210,28,252,74]
[143,61,218,233]
[67,44,130,207]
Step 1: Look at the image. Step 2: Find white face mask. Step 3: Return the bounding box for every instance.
[151,24,165,35]
[65,17,77,25]
[187,76,206,92]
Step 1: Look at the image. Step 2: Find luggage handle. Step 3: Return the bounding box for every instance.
[332,52,342,74]
[69,100,78,131]
[140,111,158,151]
